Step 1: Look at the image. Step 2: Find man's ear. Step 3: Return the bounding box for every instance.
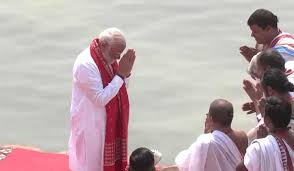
[100,40,108,49]
[267,86,274,96]
[265,25,272,31]
[263,86,273,96]
[264,115,272,129]
[265,65,271,70]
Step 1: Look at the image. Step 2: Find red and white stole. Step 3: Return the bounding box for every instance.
[90,39,130,171]
[270,31,294,49]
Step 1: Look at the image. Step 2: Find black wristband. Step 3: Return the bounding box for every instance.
[117,74,125,79]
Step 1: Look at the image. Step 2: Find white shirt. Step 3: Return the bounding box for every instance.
[68,47,129,171]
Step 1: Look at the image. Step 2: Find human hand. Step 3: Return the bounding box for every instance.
[204,114,213,133]
[258,98,266,117]
[255,82,263,99]
[240,46,258,62]
[117,49,136,77]
[243,79,261,102]
[242,101,256,114]
[257,124,268,138]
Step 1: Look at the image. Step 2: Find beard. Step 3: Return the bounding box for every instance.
[102,49,116,64]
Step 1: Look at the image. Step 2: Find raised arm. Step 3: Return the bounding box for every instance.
[76,64,124,106]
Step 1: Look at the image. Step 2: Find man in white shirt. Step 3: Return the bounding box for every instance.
[68,28,136,171]
[240,9,294,69]
[161,99,248,171]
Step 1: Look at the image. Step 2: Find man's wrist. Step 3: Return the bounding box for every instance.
[116,73,125,80]
[126,73,131,78]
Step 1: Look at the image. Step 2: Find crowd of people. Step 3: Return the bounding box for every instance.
[68,8,294,171]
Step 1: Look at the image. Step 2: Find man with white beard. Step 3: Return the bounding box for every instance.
[68,28,136,171]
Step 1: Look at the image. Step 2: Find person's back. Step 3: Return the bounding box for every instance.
[69,46,107,171]
[203,130,247,171]
[206,99,248,157]
[226,129,248,156]
[170,99,248,171]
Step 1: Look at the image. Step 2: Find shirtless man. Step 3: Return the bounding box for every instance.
[161,99,248,171]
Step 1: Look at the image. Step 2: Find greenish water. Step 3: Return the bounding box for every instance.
[0,0,294,164]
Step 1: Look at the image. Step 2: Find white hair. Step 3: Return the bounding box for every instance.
[98,27,126,46]
[247,52,262,78]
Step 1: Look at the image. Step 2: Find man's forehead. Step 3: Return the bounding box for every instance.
[110,42,126,52]
[111,38,126,46]
[250,25,263,31]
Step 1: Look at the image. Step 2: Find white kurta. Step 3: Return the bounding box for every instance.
[68,47,129,171]
[175,130,242,171]
[244,135,294,171]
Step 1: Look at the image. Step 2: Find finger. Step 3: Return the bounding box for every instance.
[130,51,136,60]
[243,79,251,86]
[243,79,253,87]
[240,46,249,51]
[242,105,250,110]
[125,49,132,57]
[126,50,134,59]
[124,49,133,56]
[242,105,250,111]
[243,102,250,106]
[240,52,248,57]
[250,47,257,51]
[129,56,136,68]
[126,49,135,56]
[243,87,252,95]
[247,110,255,114]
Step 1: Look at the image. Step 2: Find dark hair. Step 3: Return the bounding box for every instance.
[258,49,285,71]
[265,96,292,129]
[129,147,155,171]
[261,68,294,94]
[247,9,279,29]
[209,99,234,127]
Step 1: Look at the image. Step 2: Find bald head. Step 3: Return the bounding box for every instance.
[208,99,233,127]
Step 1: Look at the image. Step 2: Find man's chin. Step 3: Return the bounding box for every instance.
[255,39,265,45]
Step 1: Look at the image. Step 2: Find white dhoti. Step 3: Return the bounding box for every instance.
[175,130,242,171]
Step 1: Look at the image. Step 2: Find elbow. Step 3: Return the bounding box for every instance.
[92,92,111,106]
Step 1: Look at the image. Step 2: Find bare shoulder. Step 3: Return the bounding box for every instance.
[234,130,248,139]
[233,130,248,144]
[229,129,249,156]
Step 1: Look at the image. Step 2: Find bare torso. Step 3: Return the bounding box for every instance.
[226,129,249,157]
